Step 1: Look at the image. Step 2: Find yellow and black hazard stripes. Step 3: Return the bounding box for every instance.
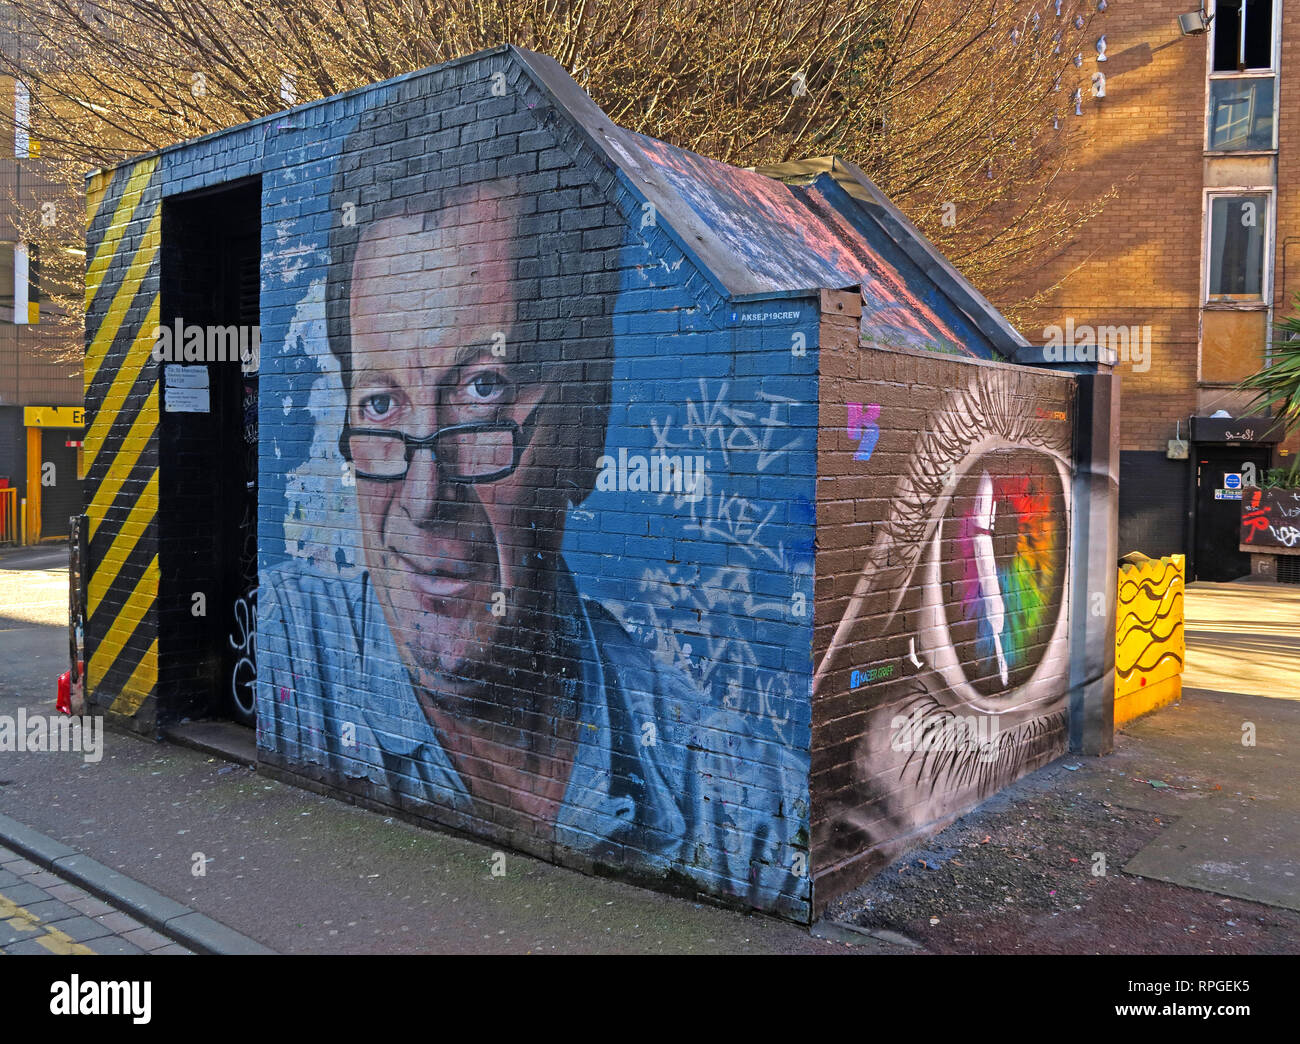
[82,157,162,719]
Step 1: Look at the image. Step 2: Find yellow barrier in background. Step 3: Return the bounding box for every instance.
[1115,554,1185,728]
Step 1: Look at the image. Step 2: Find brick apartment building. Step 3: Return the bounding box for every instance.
[0,7,82,546]
[1023,0,1300,582]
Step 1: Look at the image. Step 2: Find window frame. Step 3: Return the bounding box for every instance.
[0,240,16,323]
[1202,187,1276,306]
[1199,186,1277,385]
[1204,0,1282,154]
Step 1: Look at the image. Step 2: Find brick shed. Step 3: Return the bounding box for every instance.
[81,45,1119,923]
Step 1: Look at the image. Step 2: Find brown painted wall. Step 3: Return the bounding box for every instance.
[812,305,1078,911]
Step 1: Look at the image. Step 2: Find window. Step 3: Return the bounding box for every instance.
[0,243,13,316]
[1213,0,1275,72]
[14,78,29,159]
[1207,194,1270,301]
[27,243,39,323]
[1208,1,1278,151]
[1209,76,1275,150]
[0,242,40,324]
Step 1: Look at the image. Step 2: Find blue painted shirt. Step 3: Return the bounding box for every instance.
[257,558,809,917]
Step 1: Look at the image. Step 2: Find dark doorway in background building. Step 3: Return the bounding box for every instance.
[158,177,260,728]
[1118,450,1189,559]
[39,428,81,538]
[1194,446,1272,582]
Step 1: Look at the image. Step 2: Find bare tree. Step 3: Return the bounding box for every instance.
[1,0,1111,359]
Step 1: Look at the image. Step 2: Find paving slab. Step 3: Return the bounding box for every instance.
[0,921,43,946]
[43,914,115,943]
[85,936,148,955]
[1125,797,1300,911]
[4,939,61,955]
[19,898,82,925]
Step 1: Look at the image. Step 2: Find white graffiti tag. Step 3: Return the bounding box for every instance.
[1269,525,1300,548]
[622,379,810,741]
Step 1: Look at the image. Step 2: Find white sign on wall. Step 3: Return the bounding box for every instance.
[164,364,210,413]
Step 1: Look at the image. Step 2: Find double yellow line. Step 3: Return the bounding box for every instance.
[0,891,95,955]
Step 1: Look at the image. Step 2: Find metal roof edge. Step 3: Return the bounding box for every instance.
[754,156,1029,358]
[729,288,825,303]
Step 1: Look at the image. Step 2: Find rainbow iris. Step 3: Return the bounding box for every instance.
[958,473,1060,686]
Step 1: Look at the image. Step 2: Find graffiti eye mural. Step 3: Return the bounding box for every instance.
[813,365,1074,873]
[923,449,1069,705]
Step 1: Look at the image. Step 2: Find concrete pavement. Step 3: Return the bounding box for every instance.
[4,546,1297,953]
[1121,580,1300,910]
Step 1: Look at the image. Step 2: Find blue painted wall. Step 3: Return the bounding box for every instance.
[144,51,817,920]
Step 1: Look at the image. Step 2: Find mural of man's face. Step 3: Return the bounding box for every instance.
[347,193,553,696]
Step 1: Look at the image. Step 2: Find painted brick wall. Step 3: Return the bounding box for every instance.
[811,317,1077,911]
[83,44,1113,924]
[82,158,163,723]
[234,51,818,920]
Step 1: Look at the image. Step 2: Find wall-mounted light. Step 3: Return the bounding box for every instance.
[1178,5,1213,35]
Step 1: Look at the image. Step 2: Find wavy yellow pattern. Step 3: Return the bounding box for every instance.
[1115,555,1185,707]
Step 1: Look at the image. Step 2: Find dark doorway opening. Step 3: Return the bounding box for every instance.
[39,429,82,538]
[158,178,260,727]
[1193,445,1271,582]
